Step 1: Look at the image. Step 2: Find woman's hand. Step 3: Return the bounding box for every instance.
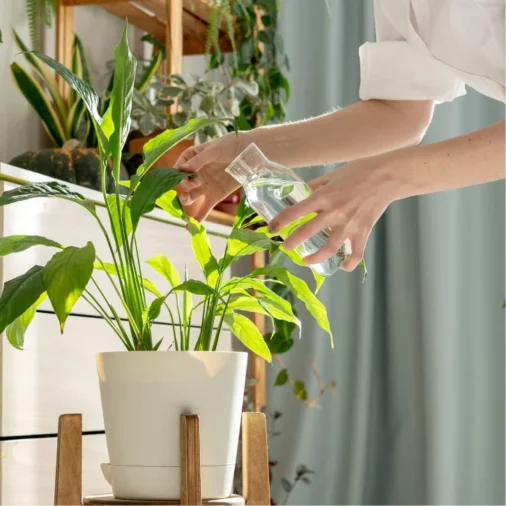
[269,156,396,272]
[175,132,250,221]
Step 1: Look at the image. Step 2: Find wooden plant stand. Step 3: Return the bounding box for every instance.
[54,413,270,506]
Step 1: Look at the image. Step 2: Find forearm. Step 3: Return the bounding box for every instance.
[386,120,505,200]
[245,99,434,168]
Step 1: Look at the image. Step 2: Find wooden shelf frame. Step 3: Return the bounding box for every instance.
[59,0,234,57]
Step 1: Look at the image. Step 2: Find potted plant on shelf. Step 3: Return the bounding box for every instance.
[0,26,332,501]
[8,30,162,192]
[8,31,124,190]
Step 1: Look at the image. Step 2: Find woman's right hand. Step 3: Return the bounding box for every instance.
[175,131,250,221]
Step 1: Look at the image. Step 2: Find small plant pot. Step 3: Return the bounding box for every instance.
[96,351,248,500]
[9,140,129,193]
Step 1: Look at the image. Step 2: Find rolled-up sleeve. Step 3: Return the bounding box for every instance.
[359,0,466,102]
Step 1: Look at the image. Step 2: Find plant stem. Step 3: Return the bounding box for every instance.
[163,301,179,351]
[96,257,141,338]
[89,276,133,349]
[212,293,230,351]
[82,291,132,349]
[282,479,298,506]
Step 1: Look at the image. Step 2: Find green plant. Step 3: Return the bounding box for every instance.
[10,30,92,148]
[0,24,332,361]
[207,0,291,129]
[25,0,56,50]
[131,72,259,143]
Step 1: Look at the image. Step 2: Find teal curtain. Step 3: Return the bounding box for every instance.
[267,1,505,504]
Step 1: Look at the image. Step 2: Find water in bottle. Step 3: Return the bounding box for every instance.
[225,143,351,276]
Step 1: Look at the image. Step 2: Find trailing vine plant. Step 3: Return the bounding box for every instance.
[205,0,291,130]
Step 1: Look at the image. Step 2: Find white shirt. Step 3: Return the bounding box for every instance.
[359,0,505,103]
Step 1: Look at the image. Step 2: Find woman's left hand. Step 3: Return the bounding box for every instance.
[268,155,397,272]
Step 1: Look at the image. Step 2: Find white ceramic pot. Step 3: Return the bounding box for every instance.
[96,351,248,500]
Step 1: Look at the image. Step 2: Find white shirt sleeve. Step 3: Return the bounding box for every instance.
[359,0,467,103]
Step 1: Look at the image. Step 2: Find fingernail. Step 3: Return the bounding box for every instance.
[180,194,190,205]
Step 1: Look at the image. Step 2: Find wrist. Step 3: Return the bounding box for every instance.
[376,148,421,202]
[243,125,298,168]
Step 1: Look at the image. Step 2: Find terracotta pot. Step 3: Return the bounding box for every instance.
[129,136,193,169]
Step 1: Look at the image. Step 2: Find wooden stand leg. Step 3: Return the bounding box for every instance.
[242,413,270,506]
[54,414,82,506]
[180,414,202,506]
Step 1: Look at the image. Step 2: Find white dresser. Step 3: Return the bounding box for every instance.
[0,163,233,504]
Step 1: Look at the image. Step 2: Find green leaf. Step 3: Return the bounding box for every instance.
[224,229,271,268]
[278,247,325,293]
[257,30,270,44]
[265,331,294,354]
[43,243,95,332]
[261,14,274,27]
[146,255,181,287]
[70,34,91,107]
[12,29,66,124]
[32,50,109,154]
[359,259,368,283]
[251,267,333,347]
[224,295,299,326]
[156,190,185,219]
[10,62,66,146]
[293,380,308,401]
[142,118,234,173]
[187,218,219,287]
[233,197,256,228]
[6,292,46,350]
[275,368,289,386]
[234,79,259,97]
[0,235,62,256]
[221,277,293,314]
[0,266,46,335]
[224,312,271,362]
[94,261,162,297]
[142,295,166,325]
[68,98,87,139]
[136,51,162,94]
[107,195,132,247]
[109,25,137,179]
[72,35,91,83]
[172,280,217,297]
[130,168,188,230]
[0,182,96,214]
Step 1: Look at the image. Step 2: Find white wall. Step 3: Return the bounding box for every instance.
[0,2,207,162]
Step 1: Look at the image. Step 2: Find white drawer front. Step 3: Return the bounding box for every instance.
[0,434,109,505]
[1,313,233,437]
[0,181,229,323]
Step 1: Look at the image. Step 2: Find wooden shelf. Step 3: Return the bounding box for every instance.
[62,0,234,55]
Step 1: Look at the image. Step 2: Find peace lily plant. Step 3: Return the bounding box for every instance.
[0,26,331,501]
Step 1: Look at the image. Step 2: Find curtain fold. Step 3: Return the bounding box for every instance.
[267,1,505,504]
